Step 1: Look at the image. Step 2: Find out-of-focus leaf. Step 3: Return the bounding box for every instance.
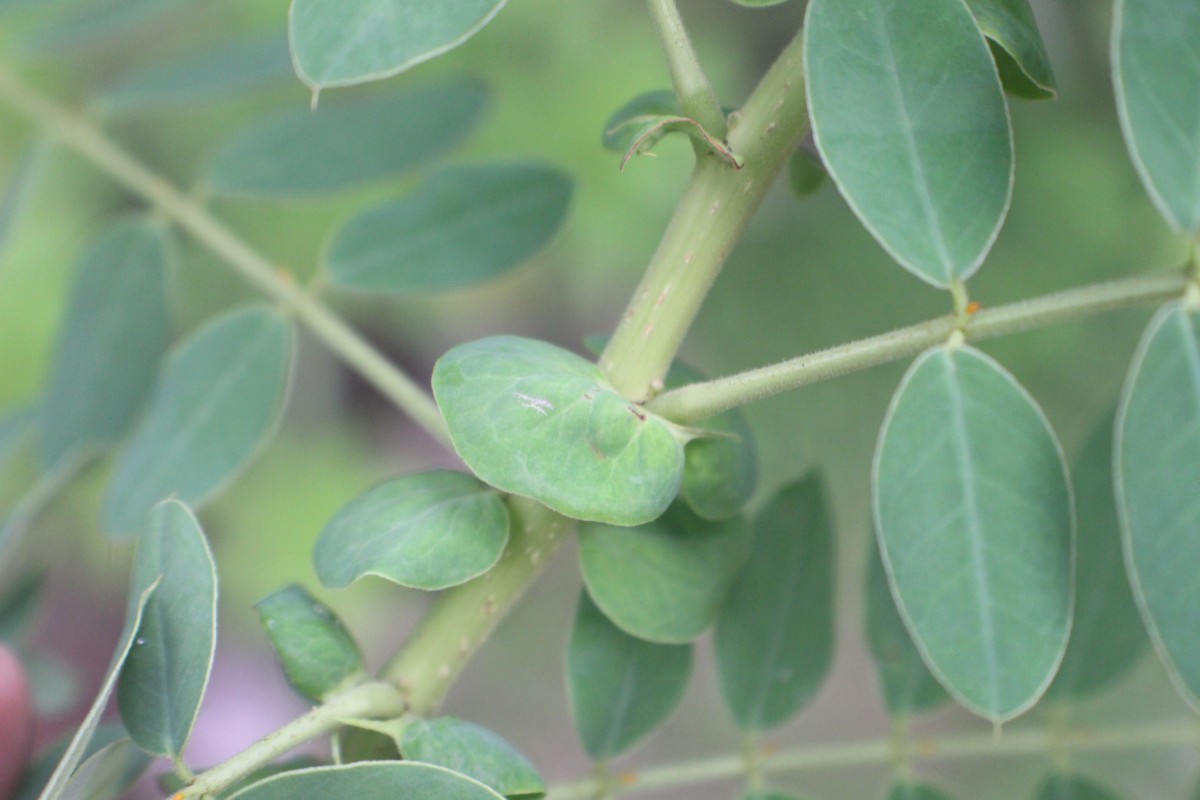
[579,504,749,644]
[0,572,41,645]
[601,90,678,153]
[1035,773,1124,800]
[314,471,509,591]
[326,162,571,294]
[874,345,1072,721]
[400,718,545,798]
[567,590,692,759]
[0,143,45,263]
[715,474,834,730]
[13,725,126,800]
[97,33,293,112]
[964,0,1057,99]
[889,783,957,800]
[203,78,489,198]
[103,306,294,538]
[728,0,790,6]
[25,652,80,716]
[40,220,170,469]
[117,500,217,758]
[0,452,89,565]
[787,147,827,199]
[433,335,685,526]
[1045,414,1147,701]
[226,762,505,800]
[865,545,949,717]
[289,0,509,90]
[23,0,196,53]
[0,407,36,466]
[1113,0,1200,233]
[805,0,1013,288]
[58,739,150,800]
[255,584,364,702]
[1116,302,1200,707]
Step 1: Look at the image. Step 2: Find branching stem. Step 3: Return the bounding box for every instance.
[644,0,726,141]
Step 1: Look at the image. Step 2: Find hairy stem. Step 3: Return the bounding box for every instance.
[0,63,451,447]
[647,270,1191,423]
[644,0,726,140]
[545,718,1200,799]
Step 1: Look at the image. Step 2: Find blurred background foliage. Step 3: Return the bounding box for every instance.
[0,0,1194,798]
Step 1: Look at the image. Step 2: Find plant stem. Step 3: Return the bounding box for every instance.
[600,29,809,400]
[646,270,1190,423]
[0,63,451,448]
[644,0,726,141]
[544,718,1200,799]
[178,682,406,799]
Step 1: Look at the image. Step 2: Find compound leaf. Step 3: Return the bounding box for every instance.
[256,585,364,702]
[433,336,684,526]
[40,220,170,469]
[103,306,294,538]
[1116,302,1200,707]
[873,345,1073,721]
[326,162,572,294]
[1113,0,1200,233]
[204,78,488,198]
[400,718,545,798]
[715,474,834,730]
[579,504,750,644]
[117,500,217,758]
[567,591,692,759]
[226,762,504,800]
[289,0,508,90]
[314,471,509,591]
[805,0,1012,287]
[964,0,1056,99]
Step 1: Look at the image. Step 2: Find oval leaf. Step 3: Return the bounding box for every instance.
[865,544,949,717]
[579,504,750,643]
[1045,414,1147,702]
[873,345,1073,721]
[40,220,171,468]
[964,0,1057,99]
[400,717,545,798]
[567,590,692,760]
[314,470,509,591]
[804,0,1013,287]
[1116,302,1200,707]
[117,500,217,758]
[1036,774,1124,800]
[1113,0,1200,233]
[433,335,685,526]
[58,738,151,800]
[715,473,834,730]
[226,762,504,800]
[325,162,572,294]
[289,0,508,90]
[255,584,364,702]
[103,306,294,538]
[203,78,489,198]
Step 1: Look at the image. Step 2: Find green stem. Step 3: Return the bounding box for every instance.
[601,29,808,400]
[0,63,451,448]
[644,0,726,141]
[647,270,1190,423]
[545,718,1200,800]
[179,682,407,799]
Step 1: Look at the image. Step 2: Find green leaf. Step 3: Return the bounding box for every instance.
[117,500,217,758]
[0,571,41,645]
[325,162,572,294]
[1036,774,1123,800]
[26,652,81,716]
[964,0,1057,99]
[579,504,750,643]
[787,147,827,199]
[203,78,489,198]
[97,33,293,112]
[566,590,692,759]
[103,306,294,538]
[0,406,36,465]
[865,544,949,717]
[873,345,1073,721]
[1045,414,1148,702]
[888,783,957,800]
[1116,302,1200,707]
[804,0,1013,288]
[255,584,364,701]
[58,739,150,800]
[728,0,790,6]
[36,580,158,800]
[226,762,505,800]
[23,0,196,53]
[0,143,45,263]
[40,220,171,469]
[159,758,322,800]
[289,0,508,90]
[12,724,126,800]
[601,90,679,153]
[715,474,834,731]
[433,335,685,526]
[314,470,509,591]
[1113,0,1200,233]
[0,453,88,570]
[400,717,545,798]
